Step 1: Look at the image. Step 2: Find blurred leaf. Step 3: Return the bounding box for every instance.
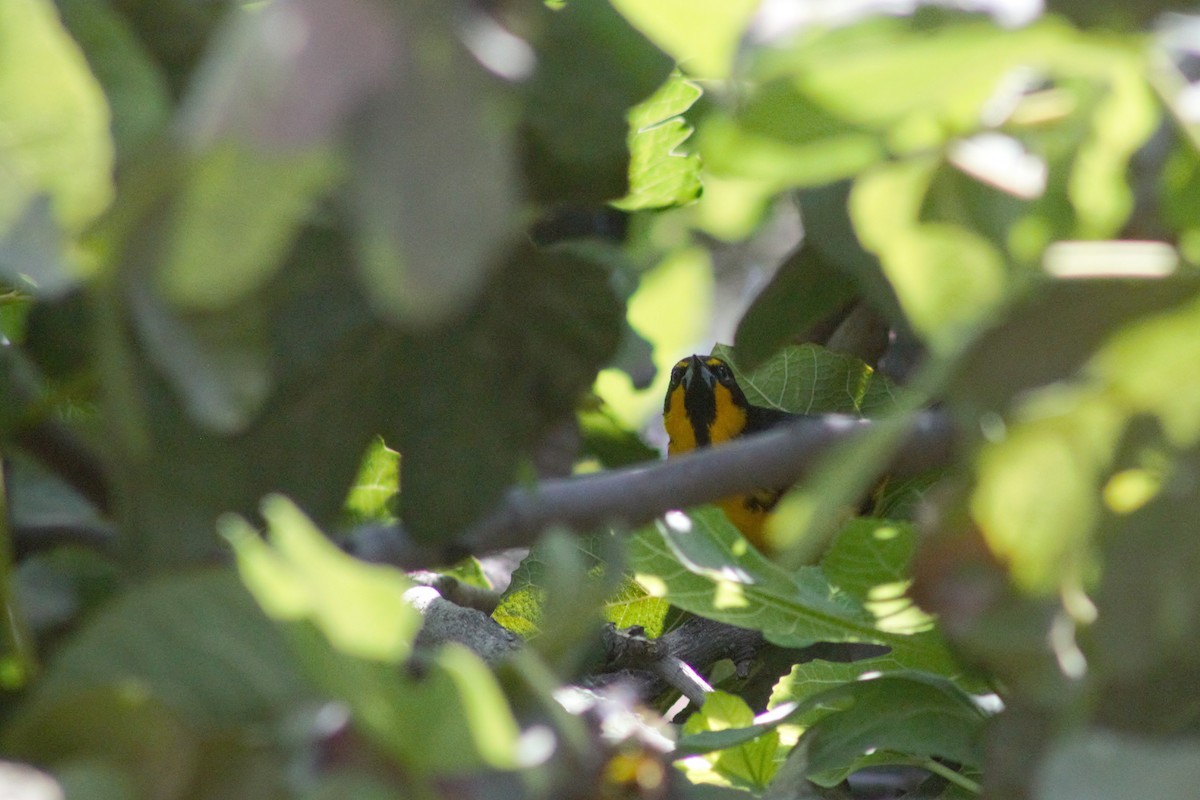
[13,569,313,730]
[54,0,170,159]
[343,436,399,524]
[578,403,659,468]
[610,0,758,79]
[157,145,340,310]
[348,4,519,327]
[698,110,883,191]
[0,0,113,236]
[733,242,858,371]
[520,0,674,204]
[105,228,397,571]
[5,685,196,799]
[228,497,525,773]
[948,276,1200,414]
[795,180,907,320]
[1034,730,1200,800]
[127,276,273,433]
[226,495,420,662]
[852,159,1007,350]
[712,343,899,416]
[1091,293,1200,445]
[106,0,226,97]
[798,673,986,782]
[680,691,779,791]
[395,242,623,542]
[615,72,702,211]
[970,387,1123,593]
[629,507,965,677]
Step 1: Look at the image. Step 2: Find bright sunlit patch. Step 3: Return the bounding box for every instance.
[460,14,535,81]
[872,525,899,541]
[635,574,668,598]
[950,133,1047,199]
[1049,612,1088,680]
[713,579,748,609]
[664,510,694,532]
[857,670,883,681]
[1103,468,1161,514]
[515,725,557,768]
[1044,240,1178,279]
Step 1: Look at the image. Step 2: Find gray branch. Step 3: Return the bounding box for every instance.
[348,410,958,569]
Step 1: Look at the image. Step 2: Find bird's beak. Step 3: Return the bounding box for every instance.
[682,354,714,391]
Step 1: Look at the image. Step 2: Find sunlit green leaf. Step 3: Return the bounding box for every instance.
[679,691,780,791]
[0,0,113,236]
[852,159,1007,350]
[610,0,759,79]
[343,436,399,524]
[971,387,1124,593]
[629,507,965,678]
[616,72,702,211]
[225,495,420,662]
[821,518,934,635]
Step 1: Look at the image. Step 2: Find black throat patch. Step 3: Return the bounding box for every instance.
[683,368,716,447]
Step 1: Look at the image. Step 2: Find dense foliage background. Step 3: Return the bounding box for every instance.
[3,0,1200,797]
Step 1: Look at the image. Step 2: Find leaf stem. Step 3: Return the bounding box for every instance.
[922,759,981,795]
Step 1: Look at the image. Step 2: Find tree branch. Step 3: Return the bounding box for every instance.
[347,410,957,569]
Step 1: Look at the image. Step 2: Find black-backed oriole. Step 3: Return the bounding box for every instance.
[662,354,798,551]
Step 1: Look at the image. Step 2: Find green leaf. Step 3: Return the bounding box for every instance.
[970,386,1123,593]
[101,223,401,571]
[494,532,657,669]
[711,343,900,416]
[1091,293,1200,445]
[821,518,935,636]
[851,159,1007,350]
[733,243,859,371]
[0,0,113,236]
[226,495,421,662]
[520,0,674,204]
[629,507,964,679]
[343,436,399,524]
[799,673,987,781]
[10,569,314,731]
[679,691,780,791]
[610,0,759,79]
[615,72,702,211]
[228,497,525,773]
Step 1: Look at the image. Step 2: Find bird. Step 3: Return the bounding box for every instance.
[662,354,798,551]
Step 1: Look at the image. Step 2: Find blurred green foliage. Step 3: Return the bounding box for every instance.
[3,0,1200,798]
